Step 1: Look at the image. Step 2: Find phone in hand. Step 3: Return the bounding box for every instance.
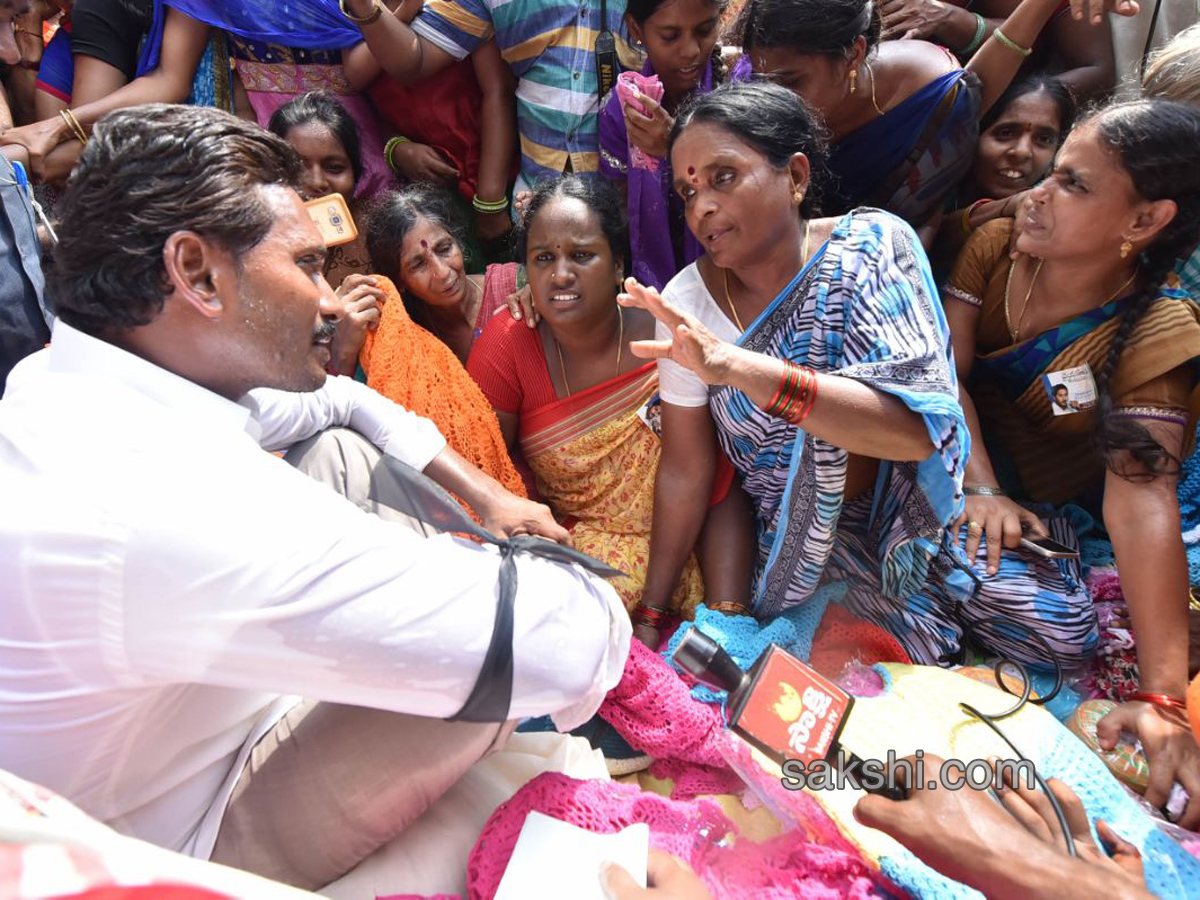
[1019,535,1080,560]
[304,192,358,247]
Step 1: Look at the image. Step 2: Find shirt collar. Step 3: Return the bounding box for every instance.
[48,319,253,434]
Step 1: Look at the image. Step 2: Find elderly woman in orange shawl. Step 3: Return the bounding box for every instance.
[326,248,525,501]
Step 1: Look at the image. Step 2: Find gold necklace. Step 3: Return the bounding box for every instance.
[722,221,811,334]
[1004,258,1140,343]
[554,306,624,395]
[865,61,885,117]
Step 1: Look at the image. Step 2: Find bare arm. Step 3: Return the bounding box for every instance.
[342,39,383,91]
[472,39,517,240]
[697,480,756,606]
[71,55,128,106]
[67,9,208,124]
[1099,428,1200,827]
[0,9,210,175]
[880,0,1010,52]
[341,0,459,83]
[621,280,933,461]
[1104,431,1190,698]
[424,442,569,541]
[1046,9,1115,102]
[966,0,1063,117]
[639,402,718,615]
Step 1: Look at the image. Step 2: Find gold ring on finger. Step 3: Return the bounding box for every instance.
[967,520,983,535]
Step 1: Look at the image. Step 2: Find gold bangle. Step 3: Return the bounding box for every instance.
[339,0,384,25]
[59,109,87,145]
[67,109,87,143]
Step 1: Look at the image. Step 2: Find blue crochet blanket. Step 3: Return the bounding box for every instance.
[666,601,1200,900]
[1179,425,1200,585]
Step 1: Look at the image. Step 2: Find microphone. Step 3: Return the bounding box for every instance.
[673,630,907,799]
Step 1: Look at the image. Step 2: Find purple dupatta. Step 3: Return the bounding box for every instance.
[599,59,713,291]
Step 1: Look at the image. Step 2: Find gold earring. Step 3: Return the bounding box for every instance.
[848,69,858,94]
[794,190,804,203]
[1120,239,1133,259]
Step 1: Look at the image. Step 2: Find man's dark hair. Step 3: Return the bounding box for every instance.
[49,104,304,336]
[1052,384,1068,395]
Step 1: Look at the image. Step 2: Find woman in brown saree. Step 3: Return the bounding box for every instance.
[944,98,1200,825]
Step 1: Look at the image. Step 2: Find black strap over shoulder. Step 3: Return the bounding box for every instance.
[369,456,624,723]
[595,0,617,102]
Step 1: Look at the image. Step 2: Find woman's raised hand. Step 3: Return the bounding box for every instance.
[618,277,737,385]
[504,282,539,327]
[623,91,673,160]
[330,274,387,374]
[1069,0,1139,24]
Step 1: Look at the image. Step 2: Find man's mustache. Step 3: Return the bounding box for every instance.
[313,320,337,343]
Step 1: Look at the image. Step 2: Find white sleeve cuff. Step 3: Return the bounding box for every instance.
[244,377,447,471]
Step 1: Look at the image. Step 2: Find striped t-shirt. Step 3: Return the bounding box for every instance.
[412,0,642,187]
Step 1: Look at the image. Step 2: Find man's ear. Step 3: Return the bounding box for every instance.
[162,231,231,320]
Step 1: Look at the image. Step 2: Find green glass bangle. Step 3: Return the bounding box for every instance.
[384,135,410,176]
[993,27,1032,57]
[472,195,510,213]
[961,12,986,56]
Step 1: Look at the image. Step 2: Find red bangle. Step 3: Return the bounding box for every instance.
[786,366,819,425]
[766,363,799,416]
[1130,691,1188,712]
[631,603,668,629]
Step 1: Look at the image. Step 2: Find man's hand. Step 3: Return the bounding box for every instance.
[854,755,1154,899]
[478,491,571,544]
[389,139,459,186]
[881,0,951,41]
[994,768,1145,884]
[600,850,713,900]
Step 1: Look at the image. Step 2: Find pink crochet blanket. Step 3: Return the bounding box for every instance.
[458,639,910,898]
[466,772,900,900]
[598,637,743,798]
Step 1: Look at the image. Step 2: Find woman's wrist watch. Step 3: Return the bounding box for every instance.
[340,0,384,25]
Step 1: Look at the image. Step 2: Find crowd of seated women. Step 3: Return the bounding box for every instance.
[4,0,1200,895]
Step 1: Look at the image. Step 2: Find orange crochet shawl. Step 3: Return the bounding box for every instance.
[359,276,526,499]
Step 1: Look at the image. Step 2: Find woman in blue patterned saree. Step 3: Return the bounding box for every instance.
[623,81,1096,668]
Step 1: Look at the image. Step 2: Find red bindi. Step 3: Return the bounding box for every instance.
[687,166,698,185]
[420,239,428,249]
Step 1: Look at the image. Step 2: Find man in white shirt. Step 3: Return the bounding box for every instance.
[0,104,630,889]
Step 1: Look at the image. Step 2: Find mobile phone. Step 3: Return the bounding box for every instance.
[304,192,358,247]
[1019,536,1080,559]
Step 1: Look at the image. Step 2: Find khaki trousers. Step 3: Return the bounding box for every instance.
[209,429,513,889]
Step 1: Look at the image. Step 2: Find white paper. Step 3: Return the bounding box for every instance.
[494,811,649,900]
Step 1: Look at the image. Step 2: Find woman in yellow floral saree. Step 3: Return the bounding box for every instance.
[468,177,715,617]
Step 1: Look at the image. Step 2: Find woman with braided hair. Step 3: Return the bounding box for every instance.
[943,98,1200,826]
